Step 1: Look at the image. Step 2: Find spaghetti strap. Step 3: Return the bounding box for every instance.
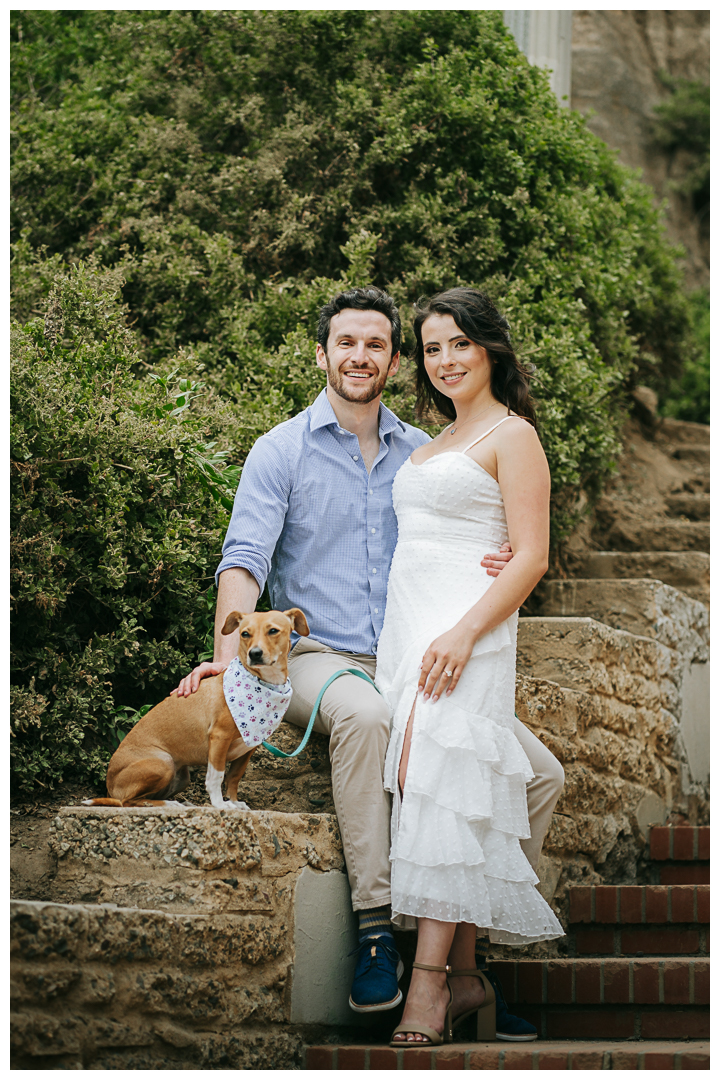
[461,414,515,455]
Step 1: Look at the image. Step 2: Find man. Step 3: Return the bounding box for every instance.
[176,286,564,1039]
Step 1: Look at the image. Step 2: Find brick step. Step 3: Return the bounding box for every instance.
[665,493,710,520]
[650,826,710,861]
[571,925,709,957]
[568,884,709,927]
[655,864,710,885]
[648,826,710,885]
[491,957,709,1011]
[574,551,709,605]
[303,1040,710,1070]
[537,579,708,656]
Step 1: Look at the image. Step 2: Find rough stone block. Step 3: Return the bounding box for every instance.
[538,579,708,661]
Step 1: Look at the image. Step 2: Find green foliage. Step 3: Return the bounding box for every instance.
[653,75,710,211]
[658,288,709,426]
[10,11,703,790]
[10,264,236,791]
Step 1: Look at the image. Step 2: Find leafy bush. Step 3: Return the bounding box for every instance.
[653,74,710,214]
[658,288,709,425]
[10,264,236,791]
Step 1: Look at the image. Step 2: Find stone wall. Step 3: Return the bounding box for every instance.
[11,809,360,1070]
[571,10,709,288]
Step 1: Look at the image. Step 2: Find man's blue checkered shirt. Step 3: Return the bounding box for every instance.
[216,389,431,654]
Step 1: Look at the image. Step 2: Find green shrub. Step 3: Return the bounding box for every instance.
[10,263,237,791]
[658,288,709,425]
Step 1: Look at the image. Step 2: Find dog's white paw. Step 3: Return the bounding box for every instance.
[228,800,250,811]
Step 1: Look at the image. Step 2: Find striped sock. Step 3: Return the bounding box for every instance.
[358,906,393,941]
[475,934,491,970]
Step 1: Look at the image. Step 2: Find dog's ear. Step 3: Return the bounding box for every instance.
[221,611,245,636]
[284,608,310,637]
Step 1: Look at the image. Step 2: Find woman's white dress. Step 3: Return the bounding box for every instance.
[375,427,564,944]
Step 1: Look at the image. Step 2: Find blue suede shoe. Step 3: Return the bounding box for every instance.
[484,967,538,1041]
[348,934,404,1013]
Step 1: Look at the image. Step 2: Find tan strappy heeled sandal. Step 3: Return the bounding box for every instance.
[389,962,454,1047]
[448,968,497,1040]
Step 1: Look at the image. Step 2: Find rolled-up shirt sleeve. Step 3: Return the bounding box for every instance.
[215,433,291,591]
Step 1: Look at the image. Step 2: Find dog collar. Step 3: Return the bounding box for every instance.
[223,659,293,748]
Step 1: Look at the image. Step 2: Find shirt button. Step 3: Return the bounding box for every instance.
[371,528,376,534]
[369,488,374,495]
[372,568,377,574]
[353,455,359,461]
[374,607,379,614]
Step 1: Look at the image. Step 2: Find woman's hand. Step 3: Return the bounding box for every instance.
[418,623,474,703]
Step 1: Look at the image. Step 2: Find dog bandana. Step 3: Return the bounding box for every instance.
[223,659,293,748]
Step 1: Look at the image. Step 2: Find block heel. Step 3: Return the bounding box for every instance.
[449,968,496,1042]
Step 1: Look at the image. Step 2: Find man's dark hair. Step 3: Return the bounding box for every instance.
[317,286,402,356]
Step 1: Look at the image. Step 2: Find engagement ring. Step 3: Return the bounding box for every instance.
[443,669,453,678]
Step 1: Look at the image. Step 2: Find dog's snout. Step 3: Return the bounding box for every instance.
[248,646,264,665]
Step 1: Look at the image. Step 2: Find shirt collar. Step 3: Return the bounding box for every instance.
[308,388,402,440]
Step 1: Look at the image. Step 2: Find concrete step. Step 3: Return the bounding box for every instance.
[575,551,709,605]
[303,1040,710,1070]
[632,520,709,553]
[537,578,708,660]
[665,493,710,520]
[657,418,710,445]
[598,517,710,554]
[670,445,710,467]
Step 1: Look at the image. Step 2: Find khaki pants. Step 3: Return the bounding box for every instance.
[286,637,565,911]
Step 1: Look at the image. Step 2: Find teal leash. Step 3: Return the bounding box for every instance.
[261,667,379,759]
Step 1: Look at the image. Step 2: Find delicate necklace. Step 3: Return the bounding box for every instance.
[448,400,500,436]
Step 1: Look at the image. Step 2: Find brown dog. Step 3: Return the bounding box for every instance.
[83,608,309,809]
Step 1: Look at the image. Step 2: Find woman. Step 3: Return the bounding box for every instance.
[374,288,564,1046]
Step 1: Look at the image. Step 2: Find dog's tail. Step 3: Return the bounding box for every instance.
[82,797,124,806]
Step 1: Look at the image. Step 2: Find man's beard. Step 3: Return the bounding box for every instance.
[326,363,389,404]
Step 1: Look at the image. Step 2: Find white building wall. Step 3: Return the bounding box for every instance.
[503,10,573,106]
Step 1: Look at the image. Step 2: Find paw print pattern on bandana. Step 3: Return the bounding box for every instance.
[223,659,293,748]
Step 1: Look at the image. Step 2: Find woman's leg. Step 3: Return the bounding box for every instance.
[392,917,456,1043]
[397,697,417,795]
[448,924,488,1020]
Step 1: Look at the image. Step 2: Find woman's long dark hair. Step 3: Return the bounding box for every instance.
[412,288,537,428]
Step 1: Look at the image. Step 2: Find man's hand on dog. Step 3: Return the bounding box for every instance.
[172,661,227,697]
[481,541,513,576]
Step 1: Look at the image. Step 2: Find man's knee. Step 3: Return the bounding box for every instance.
[331,695,391,745]
[529,743,565,799]
[541,754,565,800]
